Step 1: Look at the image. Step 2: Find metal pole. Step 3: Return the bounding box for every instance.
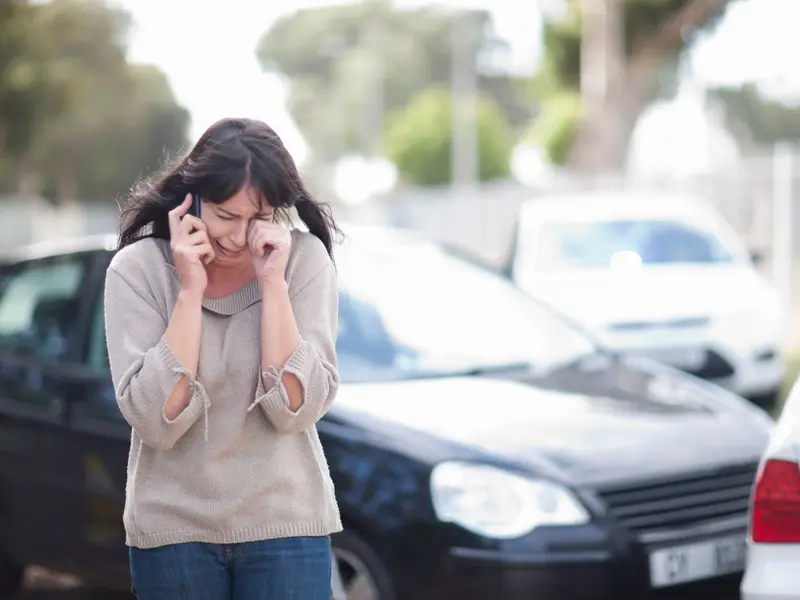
[450,12,478,194]
[772,142,793,332]
[450,11,480,252]
[361,0,385,158]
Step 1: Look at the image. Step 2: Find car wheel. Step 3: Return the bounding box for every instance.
[332,529,395,600]
[0,555,23,599]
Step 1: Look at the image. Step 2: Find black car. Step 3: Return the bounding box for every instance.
[0,226,773,599]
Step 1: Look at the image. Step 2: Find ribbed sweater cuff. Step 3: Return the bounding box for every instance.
[157,337,210,437]
[248,340,324,433]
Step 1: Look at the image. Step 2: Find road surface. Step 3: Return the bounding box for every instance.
[12,568,129,600]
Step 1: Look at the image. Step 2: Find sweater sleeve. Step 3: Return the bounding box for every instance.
[247,260,339,434]
[104,267,210,450]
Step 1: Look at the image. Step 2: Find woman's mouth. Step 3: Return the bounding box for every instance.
[215,242,246,258]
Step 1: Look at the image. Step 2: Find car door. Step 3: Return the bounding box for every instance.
[0,252,99,571]
[64,251,132,585]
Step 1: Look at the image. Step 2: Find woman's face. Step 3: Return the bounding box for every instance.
[200,187,274,268]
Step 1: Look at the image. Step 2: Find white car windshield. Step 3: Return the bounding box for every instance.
[334,236,595,383]
[533,218,735,269]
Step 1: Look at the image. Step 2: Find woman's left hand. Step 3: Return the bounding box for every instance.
[248,220,292,288]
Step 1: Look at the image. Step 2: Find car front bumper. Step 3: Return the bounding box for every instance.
[387,520,747,600]
[601,335,784,405]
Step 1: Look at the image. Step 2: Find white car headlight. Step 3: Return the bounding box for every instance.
[430,462,590,539]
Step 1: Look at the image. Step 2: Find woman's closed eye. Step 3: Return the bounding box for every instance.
[215,212,273,221]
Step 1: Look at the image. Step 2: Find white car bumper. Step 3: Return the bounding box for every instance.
[600,326,784,401]
[712,346,784,399]
[741,543,800,600]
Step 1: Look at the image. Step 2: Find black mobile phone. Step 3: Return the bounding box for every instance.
[190,193,201,218]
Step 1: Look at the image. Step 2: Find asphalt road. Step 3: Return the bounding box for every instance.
[12,568,130,600]
[14,592,128,600]
[14,566,743,599]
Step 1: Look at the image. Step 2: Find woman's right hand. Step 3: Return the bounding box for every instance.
[169,194,215,296]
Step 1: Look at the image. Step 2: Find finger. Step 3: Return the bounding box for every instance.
[259,230,289,253]
[177,242,213,262]
[247,219,268,242]
[252,232,273,258]
[168,194,192,236]
[185,230,210,246]
[248,225,265,253]
[180,214,206,235]
[247,222,258,247]
[195,243,215,264]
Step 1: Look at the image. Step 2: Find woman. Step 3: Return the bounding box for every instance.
[104,117,342,600]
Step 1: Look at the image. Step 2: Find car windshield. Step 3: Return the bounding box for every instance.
[334,234,595,383]
[534,218,735,269]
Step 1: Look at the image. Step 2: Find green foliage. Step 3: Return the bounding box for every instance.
[529,91,582,165]
[533,0,739,165]
[383,87,513,187]
[256,3,530,164]
[539,1,582,92]
[711,84,800,147]
[541,0,735,91]
[624,0,730,52]
[0,0,189,202]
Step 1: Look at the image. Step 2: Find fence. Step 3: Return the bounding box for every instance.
[335,145,800,346]
[3,144,800,344]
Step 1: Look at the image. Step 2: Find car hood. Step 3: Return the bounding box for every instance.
[523,265,778,327]
[331,359,772,487]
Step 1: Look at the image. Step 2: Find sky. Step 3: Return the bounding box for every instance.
[109,0,800,174]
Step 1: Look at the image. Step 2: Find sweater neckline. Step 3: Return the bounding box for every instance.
[154,237,262,316]
[201,279,261,315]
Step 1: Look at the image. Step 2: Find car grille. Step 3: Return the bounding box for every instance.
[684,349,735,379]
[607,316,711,332]
[594,462,757,536]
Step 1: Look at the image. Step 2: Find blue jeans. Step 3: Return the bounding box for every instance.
[129,536,332,600]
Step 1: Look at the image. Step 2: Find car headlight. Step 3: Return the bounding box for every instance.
[430,462,590,539]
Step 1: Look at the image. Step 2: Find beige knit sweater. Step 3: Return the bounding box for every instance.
[103,229,342,549]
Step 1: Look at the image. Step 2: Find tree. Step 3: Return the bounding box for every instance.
[710,84,800,148]
[0,0,189,202]
[256,2,531,171]
[383,87,513,187]
[37,64,190,203]
[0,0,68,186]
[533,0,739,172]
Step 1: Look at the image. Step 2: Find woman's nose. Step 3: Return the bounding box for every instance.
[231,222,248,246]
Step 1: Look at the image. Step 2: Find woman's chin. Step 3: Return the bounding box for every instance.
[211,249,251,269]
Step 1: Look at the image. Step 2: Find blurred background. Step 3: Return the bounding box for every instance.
[3,0,800,335]
[2,0,799,597]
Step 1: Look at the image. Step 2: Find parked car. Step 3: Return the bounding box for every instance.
[507,190,786,411]
[740,377,800,600]
[0,226,774,599]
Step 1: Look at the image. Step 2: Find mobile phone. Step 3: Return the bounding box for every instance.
[190,193,201,218]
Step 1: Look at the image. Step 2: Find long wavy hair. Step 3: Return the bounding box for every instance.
[117,117,341,258]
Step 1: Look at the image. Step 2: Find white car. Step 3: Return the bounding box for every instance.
[509,190,786,410]
[741,379,800,600]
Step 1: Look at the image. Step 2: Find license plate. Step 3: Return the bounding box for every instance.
[648,534,747,588]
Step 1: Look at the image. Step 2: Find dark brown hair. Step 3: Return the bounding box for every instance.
[117,117,341,257]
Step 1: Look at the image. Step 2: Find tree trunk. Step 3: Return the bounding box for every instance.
[56,171,78,204]
[567,0,626,175]
[567,0,729,175]
[15,160,42,198]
